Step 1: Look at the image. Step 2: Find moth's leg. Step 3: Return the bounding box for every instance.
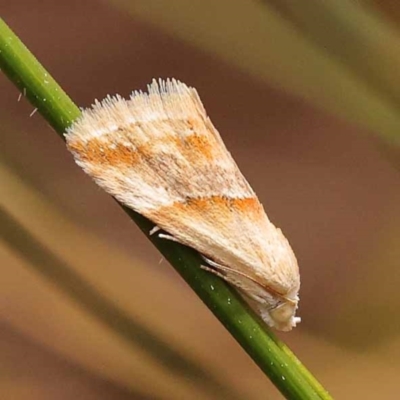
[157,233,229,282]
[202,256,227,271]
[200,264,238,286]
[151,241,238,285]
[202,255,264,289]
[158,233,180,243]
[149,226,161,235]
[200,264,256,302]
[149,227,178,242]
[202,255,244,276]
[201,257,266,304]
[200,256,244,287]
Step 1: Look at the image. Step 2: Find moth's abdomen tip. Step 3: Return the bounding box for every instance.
[262,298,300,331]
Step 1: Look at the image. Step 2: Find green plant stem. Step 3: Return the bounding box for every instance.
[0,18,332,400]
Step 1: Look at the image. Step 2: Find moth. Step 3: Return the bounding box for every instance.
[65,79,300,331]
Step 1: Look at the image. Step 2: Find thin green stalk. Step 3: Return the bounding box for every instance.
[0,18,332,400]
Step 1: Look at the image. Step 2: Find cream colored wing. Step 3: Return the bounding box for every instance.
[65,79,300,316]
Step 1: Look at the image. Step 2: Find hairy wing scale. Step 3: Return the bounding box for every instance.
[66,79,299,298]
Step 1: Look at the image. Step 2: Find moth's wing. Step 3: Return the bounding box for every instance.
[66,79,299,298]
[148,194,300,299]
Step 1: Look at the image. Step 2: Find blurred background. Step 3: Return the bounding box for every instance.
[1,1,400,399]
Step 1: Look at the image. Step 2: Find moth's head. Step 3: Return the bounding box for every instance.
[261,296,300,332]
